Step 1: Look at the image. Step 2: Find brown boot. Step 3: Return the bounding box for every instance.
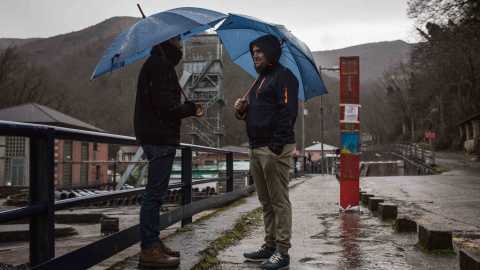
[155,240,181,258]
[138,244,180,269]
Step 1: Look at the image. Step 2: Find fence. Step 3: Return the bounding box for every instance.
[391,141,435,164]
[0,120,256,269]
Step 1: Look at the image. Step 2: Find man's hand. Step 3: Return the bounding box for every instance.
[234,98,248,113]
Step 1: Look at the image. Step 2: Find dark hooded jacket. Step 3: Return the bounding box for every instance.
[243,35,299,155]
[134,41,197,146]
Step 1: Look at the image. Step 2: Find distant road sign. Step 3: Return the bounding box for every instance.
[425,132,435,138]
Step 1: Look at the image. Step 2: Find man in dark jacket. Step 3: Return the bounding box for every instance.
[134,35,197,269]
[235,35,298,270]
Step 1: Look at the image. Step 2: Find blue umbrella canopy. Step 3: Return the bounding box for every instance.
[91,7,227,80]
[216,14,328,101]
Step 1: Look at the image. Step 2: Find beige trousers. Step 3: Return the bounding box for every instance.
[249,143,295,254]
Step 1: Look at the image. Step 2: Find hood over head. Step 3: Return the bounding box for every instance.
[151,40,183,67]
[249,35,281,63]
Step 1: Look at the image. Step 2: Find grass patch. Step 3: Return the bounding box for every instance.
[433,165,449,172]
[415,242,456,254]
[191,207,263,270]
[175,228,193,233]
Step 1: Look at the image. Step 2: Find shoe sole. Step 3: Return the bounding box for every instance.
[260,266,289,270]
[244,257,270,262]
[138,262,180,269]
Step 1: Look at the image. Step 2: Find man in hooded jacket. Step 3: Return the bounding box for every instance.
[134,35,197,269]
[235,35,298,270]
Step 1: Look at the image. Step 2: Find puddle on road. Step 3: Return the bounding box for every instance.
[303,212,411,269]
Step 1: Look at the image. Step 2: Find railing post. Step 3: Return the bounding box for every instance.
[181,147,192,227]
[303,156,307,173]
[226,152,233,193]
[294,155,298,175]
[421,143,424,160]
[29,127,55,266]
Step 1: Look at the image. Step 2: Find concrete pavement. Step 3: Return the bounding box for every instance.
[97,152,480,269]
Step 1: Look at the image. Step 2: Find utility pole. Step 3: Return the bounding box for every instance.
[320,95,324,176]
[318,65,340,176]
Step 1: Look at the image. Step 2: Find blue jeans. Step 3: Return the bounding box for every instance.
[139,144,176,250]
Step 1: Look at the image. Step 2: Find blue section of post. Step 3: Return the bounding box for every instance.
[181,147,192,227]
[226,152,234,193]
[29,127,55,266]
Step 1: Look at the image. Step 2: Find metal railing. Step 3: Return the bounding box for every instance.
[0,120,253,269]
[391,141,434,163]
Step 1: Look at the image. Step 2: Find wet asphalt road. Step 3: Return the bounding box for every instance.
[213,152,480,269]
[215,175,460,269]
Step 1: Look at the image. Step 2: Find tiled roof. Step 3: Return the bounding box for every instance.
[0,103,105,132]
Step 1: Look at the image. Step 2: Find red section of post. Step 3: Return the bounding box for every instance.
[339,56,360,211]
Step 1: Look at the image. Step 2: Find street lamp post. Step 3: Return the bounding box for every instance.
[318,65,339,176]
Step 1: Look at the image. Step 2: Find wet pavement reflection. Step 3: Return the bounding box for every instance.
[339,213,362,269]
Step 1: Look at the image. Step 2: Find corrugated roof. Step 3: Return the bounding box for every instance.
[305,143,338,151]
[0,103,105,132]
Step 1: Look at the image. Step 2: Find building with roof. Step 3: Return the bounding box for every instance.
[302,143,339,162]
[458,112,480,153]
[0,103,108,189]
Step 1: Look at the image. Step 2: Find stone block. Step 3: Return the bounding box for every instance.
[460,249,480,270]
[394,216,417,232]
[418,224,453,251]
[368,197,384,212]
[378,203,398,220]
[361,193,374,205]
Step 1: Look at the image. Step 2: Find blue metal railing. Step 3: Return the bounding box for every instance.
[0,120,253,269]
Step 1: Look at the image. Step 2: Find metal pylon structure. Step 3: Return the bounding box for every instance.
[181,32,226,155]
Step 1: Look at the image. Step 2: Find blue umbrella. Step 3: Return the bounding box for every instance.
[216,13,328,101]
[91,7,227,80]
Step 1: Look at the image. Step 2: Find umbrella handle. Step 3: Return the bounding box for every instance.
[235,109,246,120]
[235,76,260,120]
[177,81,204,117]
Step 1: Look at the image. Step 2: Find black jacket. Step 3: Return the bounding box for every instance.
[244,35,299,155]
[134,42,196,146]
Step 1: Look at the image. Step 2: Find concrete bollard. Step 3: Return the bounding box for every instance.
[101,217,119,235]
[394,216,417,232]
[460,249,480,270]
[368,197,384,212]
[362,193,375,205]
[418,224,453,251]
[377,203,398,220]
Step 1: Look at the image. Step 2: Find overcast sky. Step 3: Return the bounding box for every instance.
[0,0,417,51]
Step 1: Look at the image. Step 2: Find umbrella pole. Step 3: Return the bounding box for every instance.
[135,4,203,117]
[235,77,260,120]
[137,4,146,19]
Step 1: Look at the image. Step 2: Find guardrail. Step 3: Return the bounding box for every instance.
[391,141,435,164]
[0,120,254,269]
